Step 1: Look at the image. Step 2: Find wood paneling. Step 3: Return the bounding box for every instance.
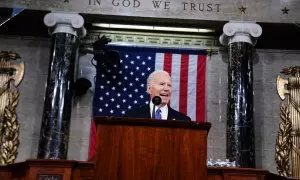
[0,160,95,180]
[207,167,293,180]
[0,117,294,180]
[94,117,211,180]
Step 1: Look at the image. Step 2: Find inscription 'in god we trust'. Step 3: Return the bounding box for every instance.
[88,0,221,12]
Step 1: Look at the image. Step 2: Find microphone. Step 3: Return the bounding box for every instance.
[151,96,162,119]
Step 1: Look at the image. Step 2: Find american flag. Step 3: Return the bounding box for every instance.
[89,45,207,159]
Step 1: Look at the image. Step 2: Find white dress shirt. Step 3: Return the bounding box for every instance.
[149,101,168,120]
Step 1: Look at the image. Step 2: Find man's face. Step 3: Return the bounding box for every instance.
[147,72,172,106]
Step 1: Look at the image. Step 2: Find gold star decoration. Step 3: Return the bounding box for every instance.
[281,7,289,15]
[239,6,247,13]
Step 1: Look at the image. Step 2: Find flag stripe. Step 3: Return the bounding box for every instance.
[88,118,96,160]
[196,55,206,121]
[170,54,181,111]
[187,55,198,121]
[155,53,164,71]
[163,53,172,106]
[164,53,172,74]
[179,54,189,114]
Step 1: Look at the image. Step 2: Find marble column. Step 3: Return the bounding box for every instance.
[37,13,86,159]
[220,22,262,168]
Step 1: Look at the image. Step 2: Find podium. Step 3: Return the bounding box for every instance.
[93,117,211,180]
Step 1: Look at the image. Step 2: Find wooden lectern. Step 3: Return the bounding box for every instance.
[94,117,211,180]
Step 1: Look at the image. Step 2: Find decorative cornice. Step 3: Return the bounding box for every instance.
[83,30,218,49]
[219,21,262,45]
[44,12,86,37]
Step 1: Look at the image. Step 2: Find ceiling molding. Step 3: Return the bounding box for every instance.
[84,30,218,49]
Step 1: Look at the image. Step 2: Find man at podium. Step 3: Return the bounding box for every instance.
[125,70,191,121]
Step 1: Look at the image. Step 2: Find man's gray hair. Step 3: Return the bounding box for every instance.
[147,70,170,89]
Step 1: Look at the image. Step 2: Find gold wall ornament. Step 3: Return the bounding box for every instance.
[276,66,300,178]
[275,103,292,177]
[0,51,24,165]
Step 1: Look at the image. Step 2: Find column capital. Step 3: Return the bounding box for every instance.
[219,21,262,46]
[44,12,86,37]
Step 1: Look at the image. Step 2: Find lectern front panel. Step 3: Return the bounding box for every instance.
[94,120,209,180]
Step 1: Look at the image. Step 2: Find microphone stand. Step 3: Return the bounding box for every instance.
[152,105,156,119]
[151,96,161,119]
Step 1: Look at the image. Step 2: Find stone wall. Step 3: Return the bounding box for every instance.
[0,35,299,173]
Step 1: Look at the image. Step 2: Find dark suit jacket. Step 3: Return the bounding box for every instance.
[124,105,191,121]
